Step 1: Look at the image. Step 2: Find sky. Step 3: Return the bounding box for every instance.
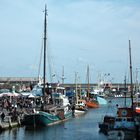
[0,0,140,84]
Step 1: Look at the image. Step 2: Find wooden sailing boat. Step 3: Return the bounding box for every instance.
[86,65,99,108]
[23,5,72,126]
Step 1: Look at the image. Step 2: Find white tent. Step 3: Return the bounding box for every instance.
[28,94,35,98]
[0,92,20,97]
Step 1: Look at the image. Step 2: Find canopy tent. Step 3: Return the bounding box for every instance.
[0,92,20,97]
[28,94,35,98]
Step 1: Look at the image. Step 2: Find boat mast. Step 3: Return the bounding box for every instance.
[87,65,90,98]
[129,40,133,109]
[75,72,78,104]
[43,5,47,96]
[124,75,127,106]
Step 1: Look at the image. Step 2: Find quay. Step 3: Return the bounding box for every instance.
[0,77,136,91]
[0,115,21,131]
[0,77,138,133]
[0,95,35,132]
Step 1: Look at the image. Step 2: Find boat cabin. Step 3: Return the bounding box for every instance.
[114,117,135,130]
[117,107,133,117]
[114,107,135,130]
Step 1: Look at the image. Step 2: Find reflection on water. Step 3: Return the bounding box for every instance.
[0,98,131,140]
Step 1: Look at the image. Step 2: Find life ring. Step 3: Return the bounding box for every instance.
[121,109,127,116]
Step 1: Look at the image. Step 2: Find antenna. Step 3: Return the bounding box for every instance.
[62,66,66,84]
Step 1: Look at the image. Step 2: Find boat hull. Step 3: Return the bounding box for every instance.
[135,107,140,114]
[97,96,107,105]
[74,109,86,116]
[86,101,99,108]
[99,115,115,134]
[23,111,72,126]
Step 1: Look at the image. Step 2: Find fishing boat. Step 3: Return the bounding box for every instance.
[86,65,99,108]
[99,105,136,136]
[86,98,99,108]
[107,108,136,140]
[74,72,87,116]
[74,99,88,116]
[114,107,135,130]
[107,40,137,140]
[23,5,72,127]
[99,115,115,134]
[90,91,108,105]
[23,91,72,126]
[93,89,108,105]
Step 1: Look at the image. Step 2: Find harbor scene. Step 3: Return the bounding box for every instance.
[1,0,140,140]
[0,97,130,140]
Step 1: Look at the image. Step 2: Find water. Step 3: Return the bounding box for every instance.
[0,98,131,140]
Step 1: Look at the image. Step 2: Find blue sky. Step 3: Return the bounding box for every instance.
[0,0,140,84]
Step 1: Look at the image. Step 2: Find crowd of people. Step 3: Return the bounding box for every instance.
[0,96,43,123]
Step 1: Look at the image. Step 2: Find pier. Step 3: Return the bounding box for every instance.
[0,77,135,91]
[0,114,21,131]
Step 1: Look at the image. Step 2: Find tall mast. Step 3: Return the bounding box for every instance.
[124,75,127,106]
[87,65,90,98]
[129,40,133,109]
[43,5,47,96]
[75,72,78,104]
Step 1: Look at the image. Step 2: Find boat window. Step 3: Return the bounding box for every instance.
[127,118,131,122]
[116,118,122,121]
[119,118,122,121]
[131,118,134,121]
[127,118,134,122]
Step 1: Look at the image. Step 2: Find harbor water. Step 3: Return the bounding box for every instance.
[0,98,131,140]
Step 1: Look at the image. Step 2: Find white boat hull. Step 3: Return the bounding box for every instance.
[74,109,86,117]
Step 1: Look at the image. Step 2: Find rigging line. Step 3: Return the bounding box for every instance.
[46,43,52,82]
[38,37,43,80]
[47,41,59,83]
[47,42,56,83]
[47,45,59,83]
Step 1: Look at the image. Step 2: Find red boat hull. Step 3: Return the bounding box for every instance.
[86,101,99,108]
[136,107,140,114]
